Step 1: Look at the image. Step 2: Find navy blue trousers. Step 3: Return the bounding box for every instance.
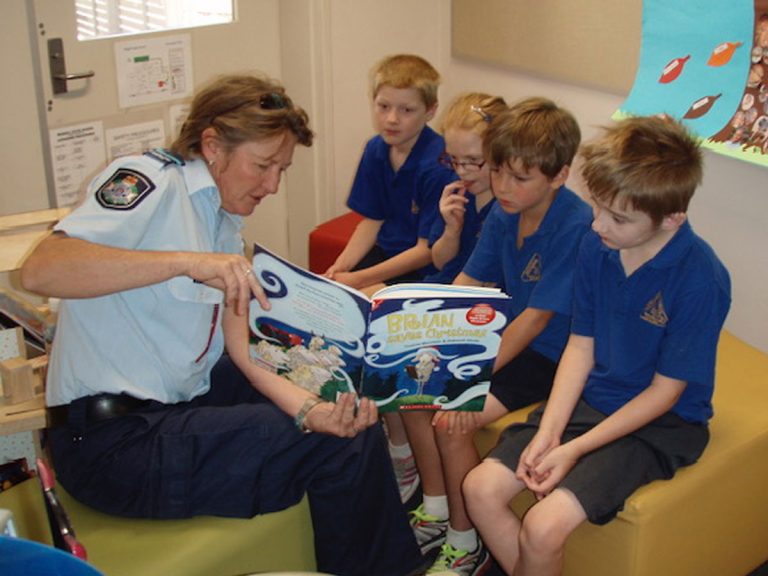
[48,356,422,576]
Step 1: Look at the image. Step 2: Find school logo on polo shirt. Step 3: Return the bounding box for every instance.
[641,292,668,327]
[96,168,155,210]
[521,253,542,282]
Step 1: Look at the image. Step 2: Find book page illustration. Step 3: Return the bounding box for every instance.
[248,248,370,400]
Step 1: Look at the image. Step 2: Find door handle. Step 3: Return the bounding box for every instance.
[48,38,95,95]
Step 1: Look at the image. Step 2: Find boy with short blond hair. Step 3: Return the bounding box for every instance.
[325,54,456,294]
[325,54,457,506]
[402,97,592,574]
[463,116,731,576]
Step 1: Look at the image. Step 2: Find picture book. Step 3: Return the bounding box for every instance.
[248,243,510,412]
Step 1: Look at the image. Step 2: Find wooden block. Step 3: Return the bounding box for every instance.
[0,357,36,404]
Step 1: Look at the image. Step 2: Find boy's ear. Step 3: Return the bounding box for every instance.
[550,164,570,188]
[425,102,438,122]
[661,212,687,230]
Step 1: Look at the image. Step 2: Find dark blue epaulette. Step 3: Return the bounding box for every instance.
[144,148,185,167]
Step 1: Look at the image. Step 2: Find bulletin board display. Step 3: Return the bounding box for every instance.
[451,0,642,94]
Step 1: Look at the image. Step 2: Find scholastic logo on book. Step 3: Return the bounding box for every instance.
[466,303,497,326]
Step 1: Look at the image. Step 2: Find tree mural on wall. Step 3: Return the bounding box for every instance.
[708,1,768,154]
[617,0,768,167]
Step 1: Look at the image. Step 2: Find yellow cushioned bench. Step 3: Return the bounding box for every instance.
[474,331,768,576]
[0,478,316,575]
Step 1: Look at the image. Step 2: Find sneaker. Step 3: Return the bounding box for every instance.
[409,503,448,555]
[393,452,420,503]
[427,542,491,576]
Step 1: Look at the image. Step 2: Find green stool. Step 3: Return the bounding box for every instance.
[0,478,316,576]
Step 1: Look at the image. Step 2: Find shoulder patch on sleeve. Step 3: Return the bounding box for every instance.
[95,168,155,210]
[143,148,185,167]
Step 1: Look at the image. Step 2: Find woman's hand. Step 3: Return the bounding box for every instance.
[304,393,379,437]
[187,252,268,315]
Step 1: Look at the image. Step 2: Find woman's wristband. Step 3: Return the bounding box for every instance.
[294,397,323,433]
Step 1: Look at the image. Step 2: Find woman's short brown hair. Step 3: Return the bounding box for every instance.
[171,74,313,159]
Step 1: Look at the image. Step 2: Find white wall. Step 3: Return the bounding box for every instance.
[326,1,451,215]
[321,0,767,352]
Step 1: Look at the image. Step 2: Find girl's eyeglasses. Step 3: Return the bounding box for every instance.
[438,152,486,172]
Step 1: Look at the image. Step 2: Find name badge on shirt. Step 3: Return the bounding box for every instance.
[96,168,155,210]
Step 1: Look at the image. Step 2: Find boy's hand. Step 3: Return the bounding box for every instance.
[431,410,480,435]
[516,430,559,496]
[523,443,580,499]
[304,393,378,437]
[323,260,351,279]
[439,182,469,233]
[330,270,365,289]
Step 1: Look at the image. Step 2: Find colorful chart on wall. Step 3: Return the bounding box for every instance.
[616,0,768,167]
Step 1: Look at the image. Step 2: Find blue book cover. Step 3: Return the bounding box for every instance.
[248,244,510,411]
[362,286,509,412]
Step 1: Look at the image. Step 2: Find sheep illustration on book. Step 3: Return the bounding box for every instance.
[406,348,440,397]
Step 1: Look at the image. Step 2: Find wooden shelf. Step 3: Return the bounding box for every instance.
[0,394,46,436]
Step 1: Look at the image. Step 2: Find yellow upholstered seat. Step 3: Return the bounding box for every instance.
[474,331,768,576]
[0,477,315,576]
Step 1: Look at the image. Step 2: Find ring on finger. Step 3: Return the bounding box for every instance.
[242,267,253,277]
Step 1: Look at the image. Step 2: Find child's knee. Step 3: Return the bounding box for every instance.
[463,459,513,506]
[519,512,567,556]
[519,490,584,554]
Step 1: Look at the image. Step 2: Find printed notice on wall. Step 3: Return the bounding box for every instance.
[49,121,106,208]
[106,120,166,162]
[114,34,193,108]
[169,103,191,140]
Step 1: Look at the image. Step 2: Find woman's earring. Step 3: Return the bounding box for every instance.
[208,159,215,166]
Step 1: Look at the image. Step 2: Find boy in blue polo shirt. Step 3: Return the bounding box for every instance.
[325,53,456,294]
[402,97,592,574]
[325,54,457,505]
[463,116,731,576]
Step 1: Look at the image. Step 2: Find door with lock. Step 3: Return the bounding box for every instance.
[20,0,297,256]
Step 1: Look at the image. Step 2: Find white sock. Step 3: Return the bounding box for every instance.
[388,441,412,459]
[446,526,479,552]
[423,494,449,520]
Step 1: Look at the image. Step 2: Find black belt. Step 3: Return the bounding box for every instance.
[48,393,150,429]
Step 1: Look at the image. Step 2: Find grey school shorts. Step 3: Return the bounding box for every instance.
[489,399,709,524]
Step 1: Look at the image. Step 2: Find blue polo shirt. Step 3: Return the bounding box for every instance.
[346,126,457,265]
[424,196,497,285]
[47,153,242,406]
[572,224,731,423]
[463,186,592,362]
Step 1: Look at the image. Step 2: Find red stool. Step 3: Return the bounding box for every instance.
[308,212,363,274]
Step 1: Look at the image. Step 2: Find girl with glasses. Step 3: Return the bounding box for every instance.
[425,93,507,285]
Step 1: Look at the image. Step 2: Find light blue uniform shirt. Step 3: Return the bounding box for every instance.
[46,154,243,406]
